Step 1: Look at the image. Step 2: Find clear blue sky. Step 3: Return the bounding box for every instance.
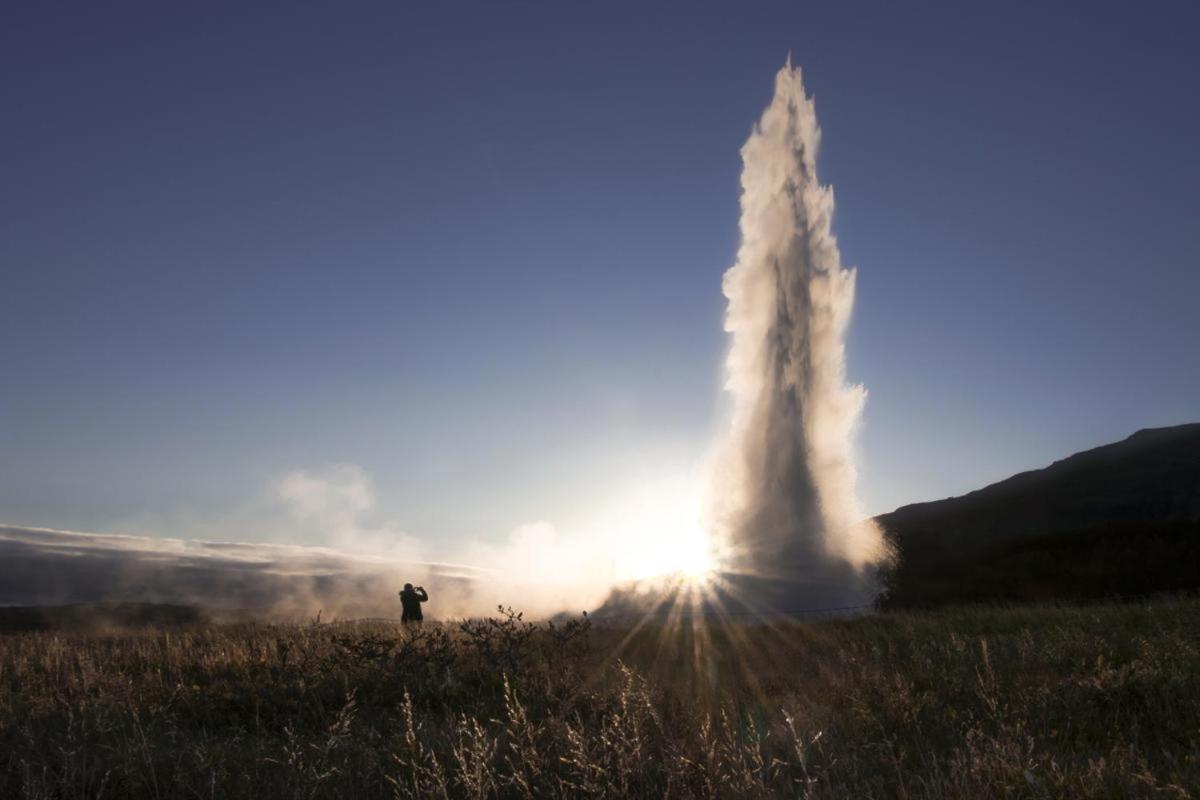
[3,2,1198,553]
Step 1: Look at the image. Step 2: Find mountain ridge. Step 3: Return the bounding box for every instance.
[890,424,1199,510]
[876,422,1200,607]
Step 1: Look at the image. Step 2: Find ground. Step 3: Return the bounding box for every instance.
[2,598,1198,798]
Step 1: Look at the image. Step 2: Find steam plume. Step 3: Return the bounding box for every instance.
[715,61,886,609]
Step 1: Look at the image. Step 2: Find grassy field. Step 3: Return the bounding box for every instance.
[1,597,1198,799]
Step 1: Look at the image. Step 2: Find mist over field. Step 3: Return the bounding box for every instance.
[0,524,485,618]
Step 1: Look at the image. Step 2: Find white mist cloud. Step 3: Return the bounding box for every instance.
[458,522,610,616]
[278,465,372,525]
[110,464,424,561]
[273,465,426,560]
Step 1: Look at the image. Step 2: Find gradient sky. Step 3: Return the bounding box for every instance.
[3,2,1198,556]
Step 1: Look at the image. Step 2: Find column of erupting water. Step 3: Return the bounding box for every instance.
[715,60,886,610]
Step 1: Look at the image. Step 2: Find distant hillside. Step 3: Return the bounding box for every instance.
[877,424,1200,607]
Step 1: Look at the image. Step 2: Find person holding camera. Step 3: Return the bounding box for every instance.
[399,582,429,624]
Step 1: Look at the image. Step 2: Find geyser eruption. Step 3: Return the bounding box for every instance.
[714,61,886,610]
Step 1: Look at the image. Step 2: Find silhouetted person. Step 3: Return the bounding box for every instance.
[399,582,429,624]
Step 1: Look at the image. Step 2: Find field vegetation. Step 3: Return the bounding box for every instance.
[2,597,1198,798]
[880,520,1200,609]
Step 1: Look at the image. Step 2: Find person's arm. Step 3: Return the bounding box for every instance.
[417,588,429,602]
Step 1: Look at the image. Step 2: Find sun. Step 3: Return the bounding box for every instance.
[625,520,715,586]
[599,476,719,587]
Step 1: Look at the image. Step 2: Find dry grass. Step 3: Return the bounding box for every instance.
[2,599,1198,798]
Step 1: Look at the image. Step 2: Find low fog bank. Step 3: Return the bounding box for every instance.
[0,525,498,619]
[0,461,627,620]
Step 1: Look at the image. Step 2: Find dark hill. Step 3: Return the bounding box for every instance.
[877,423,1200,608]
